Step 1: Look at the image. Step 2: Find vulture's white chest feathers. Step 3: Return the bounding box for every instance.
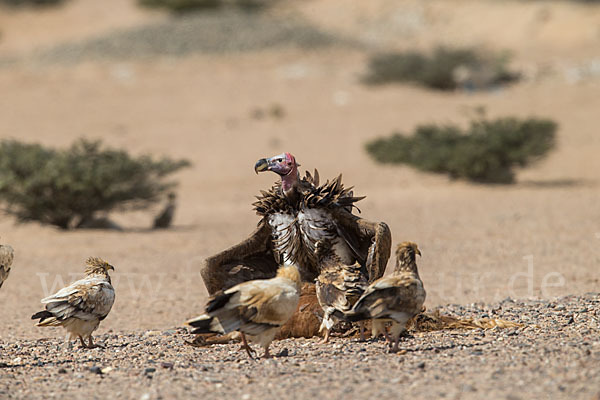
[268,209,354,272]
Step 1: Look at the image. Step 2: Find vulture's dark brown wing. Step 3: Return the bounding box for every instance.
[331,207,392,283]
[200,220,279,295]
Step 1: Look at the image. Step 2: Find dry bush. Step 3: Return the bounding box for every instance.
[366,116,557,184]
[363,47,518,91]
[0,139,190,229]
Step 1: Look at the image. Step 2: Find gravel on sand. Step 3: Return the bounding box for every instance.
[1,293,598,400]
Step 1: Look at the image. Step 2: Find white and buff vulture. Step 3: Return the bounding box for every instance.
[0,243,14,289]
[31,257,116,349]
[187,264,301,359]
[199,153,391,337]
[314,239,367,343]
[336,242,426,352]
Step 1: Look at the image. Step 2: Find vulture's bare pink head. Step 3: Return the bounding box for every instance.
[255,152,300,193]
[254,152,298,176]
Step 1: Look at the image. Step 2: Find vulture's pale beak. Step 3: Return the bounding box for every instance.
[107,265,115,271]
[416,249,422,257]
[254,158,269,174]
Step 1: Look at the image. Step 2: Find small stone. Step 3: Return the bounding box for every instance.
[89,366,102,375]
[160,362,174,369]
[144,367,156,374]
[417,362,426,369]
[58,368,67,374]
[461,384,476,392]
[277,348,289,357]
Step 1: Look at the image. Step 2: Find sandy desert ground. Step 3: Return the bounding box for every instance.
[0,0,599,398]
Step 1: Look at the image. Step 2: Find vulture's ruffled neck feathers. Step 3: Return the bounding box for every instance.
[253,169,366,217]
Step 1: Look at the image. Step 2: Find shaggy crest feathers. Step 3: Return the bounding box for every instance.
[85,257,115,276]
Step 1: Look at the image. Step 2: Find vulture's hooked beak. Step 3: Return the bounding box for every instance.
[415,248,422,257]
[107,265,115,271]
[254,158,269,174]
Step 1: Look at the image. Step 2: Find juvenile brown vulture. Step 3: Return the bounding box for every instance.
[314,239,368,343]
[335,242,426,352]
[200,153,391,315]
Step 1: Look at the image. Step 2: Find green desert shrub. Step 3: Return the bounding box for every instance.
[0,139,190,229]
[138,0,275,12]
[363,47,518,91]
[366,117,557,184]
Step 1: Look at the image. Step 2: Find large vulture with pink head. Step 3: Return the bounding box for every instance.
[200,152,391,301]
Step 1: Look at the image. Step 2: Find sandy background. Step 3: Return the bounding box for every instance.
[0,0,599,343]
